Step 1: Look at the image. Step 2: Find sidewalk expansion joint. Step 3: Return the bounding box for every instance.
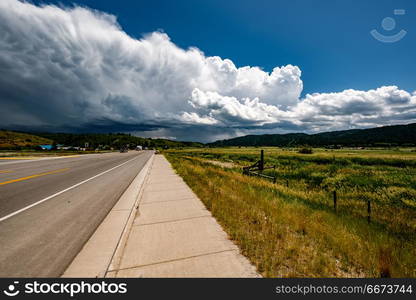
[146,180,183,185]
[144,186,191,193]
[134,214,211,227]
[140,197,197,205]
[112,249,237,273]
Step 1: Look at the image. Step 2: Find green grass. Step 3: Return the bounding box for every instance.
[0,130,52,149]
[164,147,416,277]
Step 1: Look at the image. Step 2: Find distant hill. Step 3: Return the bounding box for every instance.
[0,131,202,150]
[209,123,416,147]
[0,130,53,149]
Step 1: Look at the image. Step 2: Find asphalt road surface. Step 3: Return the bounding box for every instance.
[0,151,153,277]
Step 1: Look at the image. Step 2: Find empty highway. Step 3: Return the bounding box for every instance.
[0,151,153,277]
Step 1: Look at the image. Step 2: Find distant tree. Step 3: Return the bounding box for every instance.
[298,147,313,154]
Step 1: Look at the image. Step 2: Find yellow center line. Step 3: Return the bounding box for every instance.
[0,155,81,160]
[0,157,42,160]
[0,170,12,174]
[0,168,70,186]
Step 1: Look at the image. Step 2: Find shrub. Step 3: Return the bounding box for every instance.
[298,147,313,154]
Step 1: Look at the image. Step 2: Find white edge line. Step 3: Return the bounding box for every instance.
[0,155,142,223]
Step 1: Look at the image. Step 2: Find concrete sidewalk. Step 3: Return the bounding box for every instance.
[106,155,259,278]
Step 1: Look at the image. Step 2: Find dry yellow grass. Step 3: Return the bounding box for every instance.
[165,153,416,278]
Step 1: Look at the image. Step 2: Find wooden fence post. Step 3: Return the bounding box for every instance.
[259,149,264,171]
[367,200,371,223]
[333,190,337,212]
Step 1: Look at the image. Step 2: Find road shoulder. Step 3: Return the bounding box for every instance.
[62,154,154,277]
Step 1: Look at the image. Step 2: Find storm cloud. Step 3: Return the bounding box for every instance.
[0,0,415,142]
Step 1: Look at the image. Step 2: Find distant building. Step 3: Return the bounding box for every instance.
[325,145,342,149]
[58,146,73,150]
[56,144,66,150]
[39,144,53,150]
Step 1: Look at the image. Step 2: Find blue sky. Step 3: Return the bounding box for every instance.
[33,0,416,95]
[1,0,415,141]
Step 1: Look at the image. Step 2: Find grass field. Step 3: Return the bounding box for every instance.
[164,147,416,277]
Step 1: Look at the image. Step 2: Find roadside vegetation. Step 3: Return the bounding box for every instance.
[164,147,416,277]
[0,130,52,149]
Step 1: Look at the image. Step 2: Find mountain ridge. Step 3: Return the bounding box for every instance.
[209,123,416,147]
